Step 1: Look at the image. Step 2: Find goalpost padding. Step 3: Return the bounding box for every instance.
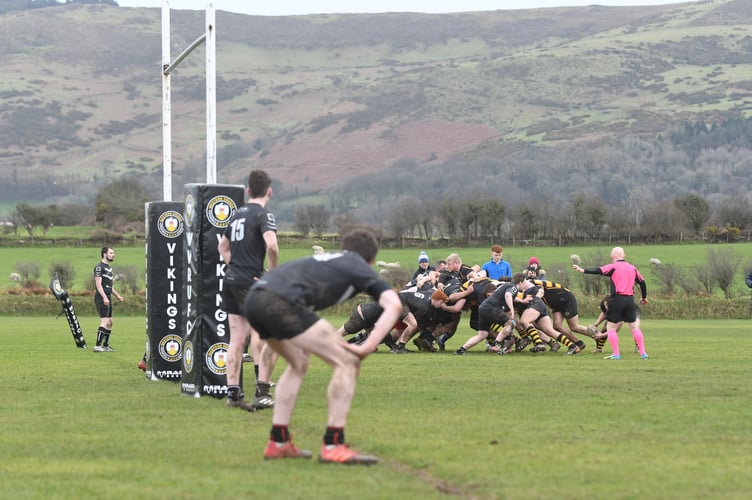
[181,183,244,398]
[144,201,185,381]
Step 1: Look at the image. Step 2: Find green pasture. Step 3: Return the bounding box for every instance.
[2,241,751,295]
[2,316,750,499]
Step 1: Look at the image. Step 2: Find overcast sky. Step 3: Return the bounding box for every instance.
[115,1,691,16]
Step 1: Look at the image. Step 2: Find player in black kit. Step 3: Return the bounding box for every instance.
[93,247,123,352]
[245,227,401,464]
[218,169,279,412]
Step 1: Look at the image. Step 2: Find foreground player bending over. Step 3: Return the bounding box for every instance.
[245,227,401,464]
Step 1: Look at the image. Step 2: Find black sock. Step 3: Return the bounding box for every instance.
[102,329,111,347]
[270,425,289,443]
[324,427,345,446]
[96,327,105,346]
[254,364,260,380]
[227,385,242,400]
[256,382,271,398]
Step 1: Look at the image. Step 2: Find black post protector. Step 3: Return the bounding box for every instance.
[181,184,244,398]
[144,201,185,381]
[49,273,87,349]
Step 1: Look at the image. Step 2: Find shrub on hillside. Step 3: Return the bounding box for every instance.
[49,261,76,290]
[13,261,40,288]
[90,228,124,244]
[650,262,693,297]
[706,248,742,299]
[116,264,140,295]
[573,249,610,296]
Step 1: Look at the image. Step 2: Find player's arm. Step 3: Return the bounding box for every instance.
[448,283,474,301]
[113,286,124,302]
[572,264,603,275]
[95,275,109,306]
[636,275,648,304]
[263,230,279,270]
[441,297,465,312]
[504,292,517,313]
[217,235,231,265]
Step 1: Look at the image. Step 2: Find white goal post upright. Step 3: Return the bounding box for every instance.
[161,0,172,201]
[205,2,217,185]
[161,0,218,200]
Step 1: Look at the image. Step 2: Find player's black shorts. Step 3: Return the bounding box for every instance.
[222,283,251,315]
[522,298,549,319]
[478,303,510,333]
[343,303,383,334]
[244,288,319,340]
[468,307,480,332]
[606,294,639,323]
[549,293,579,319]
[94,294,112,318]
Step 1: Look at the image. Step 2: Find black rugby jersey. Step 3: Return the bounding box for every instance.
[222,203,276,284]
[252,251,391,311]
[93,261,113,294]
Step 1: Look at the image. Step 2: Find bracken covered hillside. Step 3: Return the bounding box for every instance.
[0,0,751,222]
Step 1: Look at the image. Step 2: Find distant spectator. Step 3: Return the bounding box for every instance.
[481,245,512,280]
[526,256,545,280]
[411,251,434,280]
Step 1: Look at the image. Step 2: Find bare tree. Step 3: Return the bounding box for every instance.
[295,204,330,237]
[94,176,153,229]
[674,194,712,236]
[294,205,313,236]
[573,249,610,297]
[436,196,461,241]
[310,205,331,237]
[696,262,716,296]
[13,261,40,288]
[649,262,687,297]
[707,248,742,299]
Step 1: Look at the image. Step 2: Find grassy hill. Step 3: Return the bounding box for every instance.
[1,0,751,218]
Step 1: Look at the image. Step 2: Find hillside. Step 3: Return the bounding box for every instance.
[1,0,751,223]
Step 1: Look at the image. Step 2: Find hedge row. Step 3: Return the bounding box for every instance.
[3,292,751,320]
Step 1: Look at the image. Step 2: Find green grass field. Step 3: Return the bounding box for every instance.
[2,316,750,499]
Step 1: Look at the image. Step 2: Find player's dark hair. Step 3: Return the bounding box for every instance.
[101,247,110,258]
[340,227,379,263]
[511,272,526,284]
[247,170,272,198]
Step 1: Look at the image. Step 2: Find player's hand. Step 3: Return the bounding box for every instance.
[103,297,110,306]
[639,298,648,305]
[341,341,373,360]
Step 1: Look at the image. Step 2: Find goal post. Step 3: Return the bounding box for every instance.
[161,0,217,201]
[147,2,230,393]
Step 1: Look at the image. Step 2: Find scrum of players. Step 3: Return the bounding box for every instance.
[338,247,601,355]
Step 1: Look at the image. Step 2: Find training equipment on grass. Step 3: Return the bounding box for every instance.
[49,273,87,349]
